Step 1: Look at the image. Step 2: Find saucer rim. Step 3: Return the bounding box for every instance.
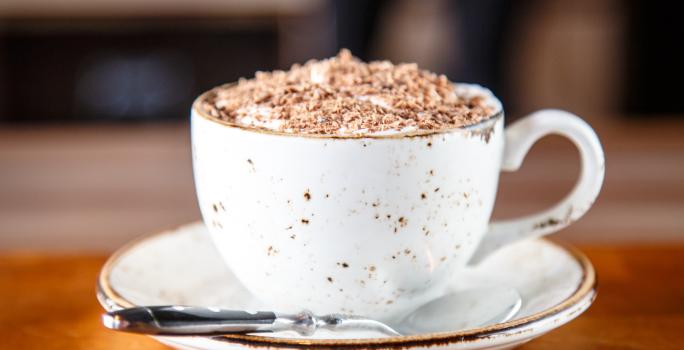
[97,222,596,348]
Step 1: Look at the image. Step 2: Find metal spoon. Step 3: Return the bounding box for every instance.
[391,286,522,335]
[102,286,521,337]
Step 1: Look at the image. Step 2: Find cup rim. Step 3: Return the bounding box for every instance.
[191,83,504,139]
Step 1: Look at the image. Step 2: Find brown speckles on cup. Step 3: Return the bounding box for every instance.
[533,218,562,230]
[210,219,223,229]
[267,246,279,256]
[211,202,226,213]
[468,122,496,143]
[301,218,310,225]
[366,265,377,279]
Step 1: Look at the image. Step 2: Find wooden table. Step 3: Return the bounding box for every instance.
[0,245,682,349]
[0,117,683,348]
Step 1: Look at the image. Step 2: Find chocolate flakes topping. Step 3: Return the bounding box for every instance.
[199,49,496,135]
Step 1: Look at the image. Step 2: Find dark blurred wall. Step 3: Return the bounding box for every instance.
[624,1,684,115]
[334,0,683,118]
[1,0,683,123]
[0,19,279,122]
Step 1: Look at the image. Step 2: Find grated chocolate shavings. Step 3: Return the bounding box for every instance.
[199,49,496,135]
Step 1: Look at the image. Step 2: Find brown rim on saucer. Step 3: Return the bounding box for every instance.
[191,84,505,140]
[97,223,596,349]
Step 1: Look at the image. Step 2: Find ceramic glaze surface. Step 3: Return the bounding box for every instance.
[97,222,596,350]
[192,91,504,321]
[191,84,605,321]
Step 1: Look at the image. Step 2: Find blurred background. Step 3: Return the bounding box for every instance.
[1,0,682,251]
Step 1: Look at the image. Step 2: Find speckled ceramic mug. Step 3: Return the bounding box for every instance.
[191,84,604,321]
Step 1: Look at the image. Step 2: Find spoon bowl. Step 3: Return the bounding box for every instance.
[393,286,522,335]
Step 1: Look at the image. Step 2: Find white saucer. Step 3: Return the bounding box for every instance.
[97,222,596,350]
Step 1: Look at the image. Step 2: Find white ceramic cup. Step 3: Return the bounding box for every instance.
[191,84,604,321]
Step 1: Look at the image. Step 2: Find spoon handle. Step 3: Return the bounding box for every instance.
[103,306,401,336]
[103,306,281,335]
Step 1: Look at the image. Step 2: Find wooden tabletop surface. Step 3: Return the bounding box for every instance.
[0,116,683,348]
[0,245,682,349]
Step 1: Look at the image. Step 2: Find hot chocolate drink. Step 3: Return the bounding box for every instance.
[198,49,496,136]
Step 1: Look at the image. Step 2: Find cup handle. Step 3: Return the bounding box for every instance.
[469,109,605,265]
